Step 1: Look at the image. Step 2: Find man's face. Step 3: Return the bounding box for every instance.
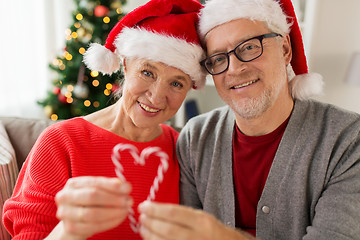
[205,19,292,120]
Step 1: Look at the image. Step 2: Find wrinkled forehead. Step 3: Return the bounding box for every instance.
[204,18,269,43]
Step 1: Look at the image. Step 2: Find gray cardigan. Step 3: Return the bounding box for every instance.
[177,99,360,240]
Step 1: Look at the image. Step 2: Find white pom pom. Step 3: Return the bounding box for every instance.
[289,73,324,100]
[83,43,120,75]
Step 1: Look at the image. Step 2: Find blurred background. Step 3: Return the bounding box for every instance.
[0,0,359,127]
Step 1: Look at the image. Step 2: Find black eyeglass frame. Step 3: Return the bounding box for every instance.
[201,32,283,75]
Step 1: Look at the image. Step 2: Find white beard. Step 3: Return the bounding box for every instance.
[230,79,282,120]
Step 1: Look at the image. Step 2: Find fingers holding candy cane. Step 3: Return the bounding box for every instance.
[53,176,133,239]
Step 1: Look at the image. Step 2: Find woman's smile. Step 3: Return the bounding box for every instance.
[138,101,161,113]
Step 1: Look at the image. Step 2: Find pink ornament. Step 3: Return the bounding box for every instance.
[94,5,110,17]
[58,94,68,104]
[111,84,120,92]
[53,87,61,95]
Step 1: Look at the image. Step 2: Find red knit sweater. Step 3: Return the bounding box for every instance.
[3,118,180,239]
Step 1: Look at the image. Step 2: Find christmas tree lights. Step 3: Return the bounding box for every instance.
[38,0,127,120]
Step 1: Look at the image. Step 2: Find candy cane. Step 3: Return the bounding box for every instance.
[111,143,169,233]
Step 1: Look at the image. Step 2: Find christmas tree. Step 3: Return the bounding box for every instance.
[38,0,127,120]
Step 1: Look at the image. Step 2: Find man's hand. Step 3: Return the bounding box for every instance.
[138,201,256,240]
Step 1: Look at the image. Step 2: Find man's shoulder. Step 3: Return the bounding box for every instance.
[179,105,234,141]
[291,99,360,140]
[186,105,232,127]
[295,99,360,123]
[191,105,231,121]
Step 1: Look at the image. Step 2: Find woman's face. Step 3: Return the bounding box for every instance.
[121,58,192,128]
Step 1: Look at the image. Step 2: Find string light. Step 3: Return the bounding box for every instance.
[79,47,86,54]
[65,92,72,98]
[104,89,111,96]
[65,29,72,40]
[74,22,81,28]
[103,16,110,23]
[65,53,73,61]
[92,80,100,87]
[51,114,58,121]
[67,85,74,92]
[71,32,78,39]
[66,97,74,103]
[93,101,100,108]
[76,13,83,21]
[91,71,99,77]
[106,83,112,90]
[52,59,59,65]
[116,8,123,14]
[84,100,91,107]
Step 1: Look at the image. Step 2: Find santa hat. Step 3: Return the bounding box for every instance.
[199,0,323,100]
[83,0,206,89]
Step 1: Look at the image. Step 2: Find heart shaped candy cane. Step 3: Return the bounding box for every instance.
[111,143,169,233]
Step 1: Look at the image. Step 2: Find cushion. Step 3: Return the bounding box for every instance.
[0,117,55,169]
[0,121,18,240]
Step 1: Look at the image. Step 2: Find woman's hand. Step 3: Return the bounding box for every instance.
[52,176,133,240]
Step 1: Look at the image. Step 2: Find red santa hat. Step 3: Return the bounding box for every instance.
[83,0,206,89]
[199,0,323,100]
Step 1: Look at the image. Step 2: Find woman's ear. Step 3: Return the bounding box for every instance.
[282,34,292,65]
[122,58,127,73]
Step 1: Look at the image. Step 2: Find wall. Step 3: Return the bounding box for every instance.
[0,0,76,118]
[310,0,360,113]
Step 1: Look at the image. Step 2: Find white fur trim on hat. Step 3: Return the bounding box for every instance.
[83,43,121,75]
[199,0,292,41]
[115,27,206,89]
[289,72,324,100]
[286,65,324,100]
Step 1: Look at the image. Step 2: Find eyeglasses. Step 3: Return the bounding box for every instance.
[201,33,282,75]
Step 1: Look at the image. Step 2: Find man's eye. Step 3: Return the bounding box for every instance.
[206,54,226,67]
[245,45,256,51]
[213,56,226,63]
[240,43,260,52]
[211,55,226,65]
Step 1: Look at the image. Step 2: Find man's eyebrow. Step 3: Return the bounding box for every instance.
[206,34,256,56]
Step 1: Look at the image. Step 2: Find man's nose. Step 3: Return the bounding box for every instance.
[227,53,247,74]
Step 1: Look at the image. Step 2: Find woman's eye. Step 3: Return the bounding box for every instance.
[142,70,153,78]
[171,81,183,88]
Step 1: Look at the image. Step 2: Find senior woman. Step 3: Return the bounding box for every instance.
[2,0,205,239]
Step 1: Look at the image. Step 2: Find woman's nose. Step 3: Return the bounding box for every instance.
[146,81,167,104]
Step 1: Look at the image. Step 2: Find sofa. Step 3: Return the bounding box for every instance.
[0,116,181,239]
[0,116,55,240]
[0,117,55,169]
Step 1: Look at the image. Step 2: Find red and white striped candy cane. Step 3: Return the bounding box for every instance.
[111,143,169,233]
